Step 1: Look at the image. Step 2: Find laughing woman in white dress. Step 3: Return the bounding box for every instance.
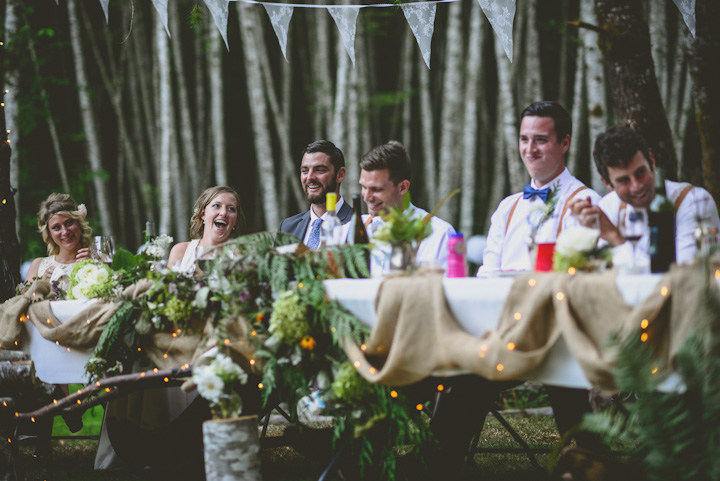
[167,186,246,274]
[24,193,93,290]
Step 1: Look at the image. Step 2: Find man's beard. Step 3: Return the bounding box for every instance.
[304,179,338,204]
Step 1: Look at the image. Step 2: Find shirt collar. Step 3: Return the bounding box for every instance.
[309,196,345,222]
[530,168,569,191]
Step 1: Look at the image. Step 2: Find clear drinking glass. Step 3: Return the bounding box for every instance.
[93,236,115,265]
[619,205,648,271]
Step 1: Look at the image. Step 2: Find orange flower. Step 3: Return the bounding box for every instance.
[300,335,316,351]
[255,312,265,323]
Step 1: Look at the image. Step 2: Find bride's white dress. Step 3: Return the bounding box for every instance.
[38,256,77,290]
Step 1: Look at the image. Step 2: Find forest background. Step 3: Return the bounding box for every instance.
[0,0,718,265]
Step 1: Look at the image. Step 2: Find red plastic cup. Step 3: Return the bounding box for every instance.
[535,243,555,272]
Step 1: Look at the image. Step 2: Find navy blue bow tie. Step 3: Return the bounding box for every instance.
[523,185,550,202]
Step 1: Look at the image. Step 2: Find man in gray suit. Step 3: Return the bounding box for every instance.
[278,140,352,248]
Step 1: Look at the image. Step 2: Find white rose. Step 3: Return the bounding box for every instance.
[72,283,87,300]
[94,268,109,284]
[194,372,224,403]
[75,264,95,283]
[555,226,600,256]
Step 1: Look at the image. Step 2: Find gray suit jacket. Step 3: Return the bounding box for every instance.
[278,200,353,241]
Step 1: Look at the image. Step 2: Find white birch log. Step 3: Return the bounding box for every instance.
[67,0,113,236]
[209,26,228,186]
[460,0,485,235]
[238,3,279,229]
[202,415,262,481]
[581,0,608,193]
[437,1,464,224]
[155,11,173,235]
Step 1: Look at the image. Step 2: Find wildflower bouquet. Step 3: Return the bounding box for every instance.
[193,352,249,419]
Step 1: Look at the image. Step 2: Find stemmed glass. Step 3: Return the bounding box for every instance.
[619,205,648,272]
[92,236,115,265]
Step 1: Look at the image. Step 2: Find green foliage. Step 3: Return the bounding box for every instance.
[583,264,720,480]
[188,4,205,30]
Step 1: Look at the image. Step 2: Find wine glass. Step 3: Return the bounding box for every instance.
[195,244,215,274]
[93,236,115,265]
[619,205,648,272]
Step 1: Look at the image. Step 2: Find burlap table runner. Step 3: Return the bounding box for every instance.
[343,266,713,392]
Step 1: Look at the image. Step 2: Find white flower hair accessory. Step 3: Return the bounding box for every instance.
[77,204,87,218]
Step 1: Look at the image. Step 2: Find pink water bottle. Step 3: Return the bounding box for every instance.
[447,232,467,277]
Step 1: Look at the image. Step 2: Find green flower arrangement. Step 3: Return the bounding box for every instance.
[331,360,374,404]
[68,260,114,300]
[268,289,310,344]
[553,225,611,272]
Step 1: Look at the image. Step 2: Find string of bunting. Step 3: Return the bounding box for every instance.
[56,0,696,70]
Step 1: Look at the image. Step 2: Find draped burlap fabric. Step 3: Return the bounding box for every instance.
[344,266,714,392]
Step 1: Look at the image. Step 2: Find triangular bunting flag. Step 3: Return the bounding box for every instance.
[672,0,696,38]
[327,6,360,68]
[203,0,230,50]
[477,0,516,62]
[99,0,109,23]
[264,4,294,62]
[150,0,171,37]
[401,3,437,69]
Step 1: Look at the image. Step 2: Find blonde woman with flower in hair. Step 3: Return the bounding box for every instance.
[24,193,93,290]
[168,186,246,274]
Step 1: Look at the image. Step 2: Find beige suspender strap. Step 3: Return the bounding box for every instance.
[364,215,374,227]
[674,185,694,213]
[556,186,589,237]
[504,196,522,235]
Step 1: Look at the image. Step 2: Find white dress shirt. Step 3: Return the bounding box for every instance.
[351,204,456,277]
[302,197,345,246]
[599,179,720,267]
[477,168,601,275]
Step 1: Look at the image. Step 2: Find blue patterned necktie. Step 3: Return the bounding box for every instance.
[523,184,551,202]
[307,219,323,250]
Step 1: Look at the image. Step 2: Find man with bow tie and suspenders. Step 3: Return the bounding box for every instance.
[431,102,605,474]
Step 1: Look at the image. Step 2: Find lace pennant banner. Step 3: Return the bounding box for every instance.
[263,4,294,61]
[150,0,171,37]
[672,0,696,38]
[204,0,231,49]
[401,3,437,69]
[327,6,360,68]
[477,0,516,62]
[98,0,110,23]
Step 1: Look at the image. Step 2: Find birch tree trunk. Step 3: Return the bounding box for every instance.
[0,9,21,301]
[581,0,608,193]
[195,21,209,183]
[567,42,585,175]
[419,53,437,208]
[27,37,70,195]
[495,31,524,192]
[460,0,485,235]
[331,37,349,152]
[4,0,20,239]
[668,22,689,169]
[170,1,200,196]
[686,0,720,202]
[648,1,667,102]
[594,0,677,178]
[238,2,279,229]
[68,0,113,236]
[521,0,543,105]
[312,11,333,139]
[155,14,173,235]
[208,26,227,186]
[437,1,464,223]
[484,106,509,233]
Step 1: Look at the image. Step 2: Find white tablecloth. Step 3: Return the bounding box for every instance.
[22,299,96,384]
[325,274,685,389]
